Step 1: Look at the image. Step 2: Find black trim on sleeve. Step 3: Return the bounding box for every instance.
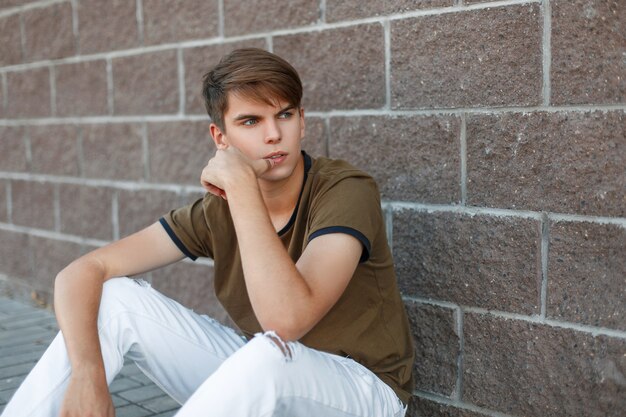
[158,217,198,261]
[308,226,371,263]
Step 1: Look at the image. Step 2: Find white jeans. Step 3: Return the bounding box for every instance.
[2,277,407,417]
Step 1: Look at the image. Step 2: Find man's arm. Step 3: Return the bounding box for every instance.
[55,222,185,417]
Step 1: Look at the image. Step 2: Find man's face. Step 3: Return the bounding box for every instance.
[215,92,305,184]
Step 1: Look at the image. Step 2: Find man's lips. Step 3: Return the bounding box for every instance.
[263,152,288,166]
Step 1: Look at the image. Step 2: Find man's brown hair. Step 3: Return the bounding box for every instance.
[202,48,303,131]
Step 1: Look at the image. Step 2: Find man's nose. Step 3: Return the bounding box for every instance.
[264,120,281,144]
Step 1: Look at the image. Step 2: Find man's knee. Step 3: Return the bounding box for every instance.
[99,277,150,320]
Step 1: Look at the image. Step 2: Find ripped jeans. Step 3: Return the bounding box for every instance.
[2,277,407,417]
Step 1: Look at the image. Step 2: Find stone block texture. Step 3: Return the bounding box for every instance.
[548,220,626,331]
[55,60,109,117]
[147,121,214,184]
[142,0,219,45]
[391,4,542,109]
[463,313,626,416]
[467,111,625,217]
[28,125,80,176]
[112,51,179,115]
[551,0,625,105]
[329,115,460,202]
[22,2,74,62]
[0,0,624,414]
[406,300,459,396]
[0,14,22,66]
[394,209,541,315]
[274,24,385,111]
[223,0,318,36]
[77,0,139,54]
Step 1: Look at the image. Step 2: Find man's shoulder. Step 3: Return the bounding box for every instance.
[308,155,374,185]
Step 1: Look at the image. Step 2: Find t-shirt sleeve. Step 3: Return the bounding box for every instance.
[307,175,382,263]
[159,197,213,260]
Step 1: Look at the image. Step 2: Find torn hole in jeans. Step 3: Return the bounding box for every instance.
[261,331,293,361]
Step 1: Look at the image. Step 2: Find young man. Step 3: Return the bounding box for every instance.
[2,48,414,417]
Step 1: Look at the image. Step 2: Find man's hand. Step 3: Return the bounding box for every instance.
[200,146,275,199]
[59,368,114,417]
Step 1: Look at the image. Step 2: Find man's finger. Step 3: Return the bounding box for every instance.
[252,157,275,176]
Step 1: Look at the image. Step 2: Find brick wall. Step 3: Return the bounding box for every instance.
[0,0,623,415]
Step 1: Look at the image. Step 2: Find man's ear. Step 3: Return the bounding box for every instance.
[209,123,228,150]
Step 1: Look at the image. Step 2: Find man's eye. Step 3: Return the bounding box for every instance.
[278,112,293,119]
[243,119,257,126]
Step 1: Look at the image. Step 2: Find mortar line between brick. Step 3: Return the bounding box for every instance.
[460,113,467,205]
[462,306,626,338]
[6,182,12,224]
[24,129,32,170]
[403,296,459,310]
[323,117,330,156]
[53,184,61,232]
[141,122,149,181]
[106,58,114,115]
[542,0,551,106]
[136,0,144,46]
[413,390,516,417]
[49,65,56,116]
[383,20,391,110]
[112,191,119,241]
[2,104,625,125]
[319,0,326,23]
[218,0,224,38]
[0,0,541,69]
[385,206,393,253]
[19,13,26,65]
[177,49,185,115]
[76,125,84,176]
[540,212,549,318]
[266,35,273,52]
[454,308,464,401]
[1,73,7,110]
[70,0,79,54]
[0,0,67,19]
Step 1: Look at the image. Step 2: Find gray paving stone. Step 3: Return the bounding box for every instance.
[0,295,177,416]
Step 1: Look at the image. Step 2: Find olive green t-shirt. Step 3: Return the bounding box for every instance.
[160,152,415,404]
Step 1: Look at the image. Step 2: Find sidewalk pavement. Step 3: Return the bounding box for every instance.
[0,295,181,417]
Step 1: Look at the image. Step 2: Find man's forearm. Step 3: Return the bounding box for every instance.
[54,259,108,377]
[226,177,313,340]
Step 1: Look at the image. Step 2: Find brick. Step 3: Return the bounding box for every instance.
[548,221,626,331]
[551,0,625,105]
[113,51,179,115]
[0,14,22,66]
[11,180,55,230]
[274,24,385,111]
[151,261,232,325]
[29,237,82,292]
[142,0,218,45]
[55,60,108,116]
[391,4,542,109]
[407,397,488,417]
[81,123,145,181]
[183,40,267,115]
[5,68,51,118]
[0,126,28,172]
[329,115,460,202]
[406,300,458,396]
[28,125,79,176]
[77,0,138,54]
[147,121,214,185]
[301,117,327,158]
[58,184,114,240]
[223,0,318,36]
[326,0,451,22]
[23,2,74,62]
[0,229,31,279]
[467,111,626,217]
[117,189,181,238]
[394,210,541,314]
[463,313,626,416]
